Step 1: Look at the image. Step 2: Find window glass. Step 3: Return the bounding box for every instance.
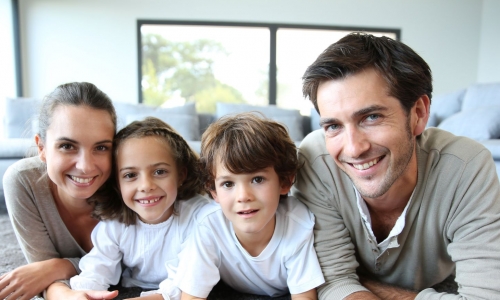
[141,25,269,113]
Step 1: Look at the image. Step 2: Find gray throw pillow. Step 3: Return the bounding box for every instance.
[4,98,41,138]
[437,106,500,141]
[125,113,201,141]
[215,103,304,140]
[461,83,500,112]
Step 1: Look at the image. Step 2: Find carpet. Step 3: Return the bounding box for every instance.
[0,214,290,300]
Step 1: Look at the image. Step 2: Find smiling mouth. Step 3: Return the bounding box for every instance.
[238,209,259,215]
[351,157,382,170]
[69,175,96,184]
[136,197,162,204]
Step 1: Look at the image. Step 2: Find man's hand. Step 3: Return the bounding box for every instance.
[359,277,417,300]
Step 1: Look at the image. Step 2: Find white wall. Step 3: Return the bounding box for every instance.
[0,0,17,137]
[18,0,492,103]
[477,0,500,83]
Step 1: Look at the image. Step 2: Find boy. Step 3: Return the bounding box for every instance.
[175,112,325,300]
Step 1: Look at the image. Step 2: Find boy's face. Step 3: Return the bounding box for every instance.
[211,164,291,243]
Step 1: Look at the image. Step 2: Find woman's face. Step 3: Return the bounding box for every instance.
[37,105,115,204]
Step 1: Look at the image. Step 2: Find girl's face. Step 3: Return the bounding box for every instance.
[117,136,186,224]
[37,105,114,206]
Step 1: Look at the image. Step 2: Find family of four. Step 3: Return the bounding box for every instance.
[1,33,499,300]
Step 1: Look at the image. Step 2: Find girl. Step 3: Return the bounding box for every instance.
[69,117,207,300]
[0,82,118,300]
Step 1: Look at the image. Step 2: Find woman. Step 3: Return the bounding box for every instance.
[0,82,119,300]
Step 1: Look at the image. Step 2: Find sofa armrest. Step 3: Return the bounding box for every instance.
[0,138,37,158]
[481,139,500,160]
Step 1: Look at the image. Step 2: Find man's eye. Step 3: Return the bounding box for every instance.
[366,114,380,121]
[252,176,264,184]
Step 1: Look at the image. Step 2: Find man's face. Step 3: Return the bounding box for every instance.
[317,68,420,201]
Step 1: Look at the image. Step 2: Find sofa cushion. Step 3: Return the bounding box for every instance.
[461,83,500,112]
[114,102,196,130]
[216,103,304,141]
[271,115,304,141]
[427,89,465,127]
[437,106,500,141]
[125,113,201,141]
[4,98,41,138]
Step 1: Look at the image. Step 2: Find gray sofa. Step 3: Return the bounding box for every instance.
[426,82,500,179]
[0,99,315,213]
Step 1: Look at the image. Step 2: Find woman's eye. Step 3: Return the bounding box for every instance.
[59,143,74,150]
[95,145,109,151]
[252,176,264,184]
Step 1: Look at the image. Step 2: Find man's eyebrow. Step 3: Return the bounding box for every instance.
[352,105,387,118]
[319,105,388,127]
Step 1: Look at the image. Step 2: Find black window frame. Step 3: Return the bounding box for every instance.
[137,20,401,104]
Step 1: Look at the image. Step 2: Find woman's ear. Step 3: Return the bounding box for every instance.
[35,134,46,162]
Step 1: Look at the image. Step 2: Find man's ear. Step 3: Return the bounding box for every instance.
[412,94,431,136]
[35,134,46,162]
[210,190,219,203]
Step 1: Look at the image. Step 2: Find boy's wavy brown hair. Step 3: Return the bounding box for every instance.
[200,112,299,198]
[94,117,204,225]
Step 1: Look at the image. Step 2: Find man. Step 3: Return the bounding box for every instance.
[292,32,500,299]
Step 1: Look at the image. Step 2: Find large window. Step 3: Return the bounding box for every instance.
[138,21,399,114]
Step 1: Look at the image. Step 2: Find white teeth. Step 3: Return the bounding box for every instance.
[138,197,160,204]
[353,158,380,170]
[71,176,93,183]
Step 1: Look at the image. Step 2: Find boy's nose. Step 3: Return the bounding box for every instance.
[236,185,252,202]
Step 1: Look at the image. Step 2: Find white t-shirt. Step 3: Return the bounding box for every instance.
[176,196,325,298]
[70,194,209,299]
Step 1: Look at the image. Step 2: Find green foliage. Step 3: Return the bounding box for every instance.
[141,34,246,111]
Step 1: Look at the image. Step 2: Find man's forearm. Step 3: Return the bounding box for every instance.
[344,291,381,300]
[361,278,417,300]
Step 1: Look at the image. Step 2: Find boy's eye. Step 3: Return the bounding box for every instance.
[252,176,264,184]
[222,182,234,188]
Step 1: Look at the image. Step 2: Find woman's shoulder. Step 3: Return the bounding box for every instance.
[4,156,44,180]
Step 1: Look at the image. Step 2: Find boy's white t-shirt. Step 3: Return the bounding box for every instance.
[176,196,325,298]
[70,194,209,299]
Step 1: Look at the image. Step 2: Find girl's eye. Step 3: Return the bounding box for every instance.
[123,173,137,179]
[154,169,167,176]
[222,182,234,188]
[252,176,264,184]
